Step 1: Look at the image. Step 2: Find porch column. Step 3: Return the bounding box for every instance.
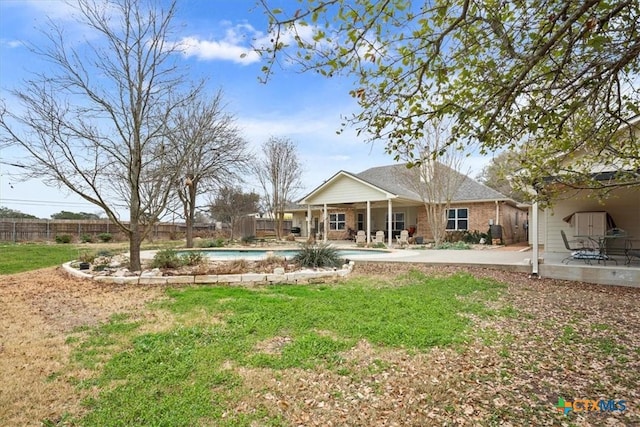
[306,204,312,239]
[387,199,393,247]
[495,201,500,225]
[366,200,371,244]
[323,203,328,243]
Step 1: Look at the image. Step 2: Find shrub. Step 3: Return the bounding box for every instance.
[55,234,72,244]
[198,238,225,248]
[255,255,287,271]
[436,241,471,250]
[181,252,205,266]
[96,249,113,257]
[78,251,96,263]
[212,259,249,275]
[241,235,256,245]
[150,249,183,269]
[293,243,343,268]
[80,233,94,243]
[98,232,113,243]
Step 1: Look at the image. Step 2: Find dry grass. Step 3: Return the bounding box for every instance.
[1,264,638,426]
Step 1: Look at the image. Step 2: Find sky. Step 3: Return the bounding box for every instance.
[0,0,492,219]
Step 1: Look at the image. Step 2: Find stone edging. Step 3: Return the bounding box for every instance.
[61,261,355,285]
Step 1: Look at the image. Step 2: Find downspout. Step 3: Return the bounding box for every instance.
[530,200,539,278]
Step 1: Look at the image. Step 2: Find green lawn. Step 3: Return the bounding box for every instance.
[0,243,88,274]
[69,271,505,426]
[0,241,184,274]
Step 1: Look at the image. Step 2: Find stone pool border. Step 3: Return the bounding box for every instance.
[62,261,355,286]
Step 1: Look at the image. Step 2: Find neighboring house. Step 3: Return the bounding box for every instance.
[533,116,640,260]
[291,164,528,245]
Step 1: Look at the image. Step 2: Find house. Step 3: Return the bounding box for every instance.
[291,164,528,245]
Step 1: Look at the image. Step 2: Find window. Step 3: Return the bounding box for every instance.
[446,208,468,231]
[357,213,364,231]
[329,213,346,230]
[385,212,405,230]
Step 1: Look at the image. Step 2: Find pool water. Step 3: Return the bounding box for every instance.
[182,248,389,261]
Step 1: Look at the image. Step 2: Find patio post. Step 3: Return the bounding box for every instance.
[306,204,311,239]
[323,203,328,243]
[366,200,371,244]
[531,200,539,277]
[387,199,393,247]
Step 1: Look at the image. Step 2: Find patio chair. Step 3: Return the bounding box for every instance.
[396,230,409,246]
[560,230,602,264]
[355,230,366,244]
[625,240,640,265]
[374,230,385,245]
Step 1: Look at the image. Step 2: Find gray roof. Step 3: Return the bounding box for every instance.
[355,164,510,203]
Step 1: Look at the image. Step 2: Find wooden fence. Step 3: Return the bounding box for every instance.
[234,217,293,239]
[0,219,219,243]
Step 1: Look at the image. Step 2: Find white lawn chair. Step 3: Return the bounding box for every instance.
[374,230,385,245]
[355,230,366,244]
[396,230,409,246]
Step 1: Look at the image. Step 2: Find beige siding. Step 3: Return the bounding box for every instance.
[544,187,640,253]
[304,174,390,204]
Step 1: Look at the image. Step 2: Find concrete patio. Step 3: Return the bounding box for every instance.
[330,241,640,287]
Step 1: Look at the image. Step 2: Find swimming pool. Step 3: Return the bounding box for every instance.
[180,248,390,261]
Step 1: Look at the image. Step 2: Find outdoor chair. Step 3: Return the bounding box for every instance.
[625,240,640,265]
[374,230,385,245]
[355,230,367,245]
[560,230,602,264]
[396,230,409,246]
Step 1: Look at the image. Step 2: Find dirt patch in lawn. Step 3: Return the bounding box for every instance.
[0,268,167,426]
[1,264,638,426]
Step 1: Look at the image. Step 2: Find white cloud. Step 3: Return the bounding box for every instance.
[0,39,23,48]
[11,0,79,21]
[179,35,260,64]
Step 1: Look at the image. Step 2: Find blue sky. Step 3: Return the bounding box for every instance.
[0,0,490,219]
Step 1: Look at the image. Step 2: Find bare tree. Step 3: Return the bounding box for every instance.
[164,91,252,247]
[0,0,200,270]
[476,151,529,203]
[400,120,468,247]
[252,137,302,239]
[209,187,260,240]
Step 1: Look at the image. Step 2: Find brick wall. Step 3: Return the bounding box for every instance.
[325,208,356,240]
[413,202,528,244]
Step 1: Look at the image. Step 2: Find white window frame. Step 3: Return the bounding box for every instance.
[446,208,469,231]
[385,212,405,230]
[329,213,346,230]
